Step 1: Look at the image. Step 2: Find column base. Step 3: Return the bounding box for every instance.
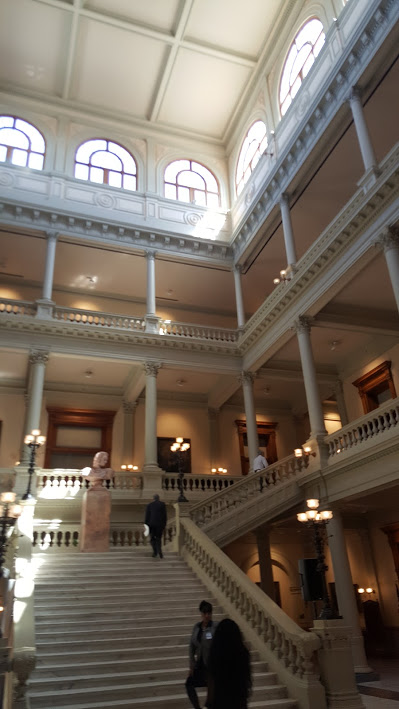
[142,468,164,497]
[145,315,160,334]
[357,166,381,193]
[35,299,55,319]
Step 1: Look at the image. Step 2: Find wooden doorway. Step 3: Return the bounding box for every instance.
[235,420,278,476]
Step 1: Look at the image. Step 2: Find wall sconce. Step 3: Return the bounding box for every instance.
[273,269,290,285]
[121,464,139,471]
[23,429,46,500]
[358,587,375,598]
[294,446,316,458]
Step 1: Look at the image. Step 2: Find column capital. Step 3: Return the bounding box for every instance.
[347,84,362,104]
[377,225,399,252]
[29,349,49,365]
[293,315,313,335]
[280,192,290,206]
[232,264,242,275]
[145,249,156,260]
[144,361,161,377]
[45,230,59,241]
[239,370,256,386]
[122,399,137,414]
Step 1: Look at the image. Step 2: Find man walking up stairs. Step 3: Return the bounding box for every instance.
[28,546,297,709]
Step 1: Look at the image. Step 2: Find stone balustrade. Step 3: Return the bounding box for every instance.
[190,454,308,531]
[162,473,236,494]
[32,523,149,551]
[326,397,399,457]
[37,469,143,494]
[160,320,238,342]
[0,298,35,316]
[178,515,326,709]
[54,306,146,331]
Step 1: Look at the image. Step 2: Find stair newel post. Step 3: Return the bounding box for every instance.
[172,502,191,554]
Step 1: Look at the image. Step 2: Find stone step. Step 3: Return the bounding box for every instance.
[29,690,297,709]
[34,599,220,618]
[30,667,277,693]
[28,678,288,707]
[35,632,190,653]
[34,580,204,596]
[34,657,267,679]
[34,611,219,629]
[36,621,212,641]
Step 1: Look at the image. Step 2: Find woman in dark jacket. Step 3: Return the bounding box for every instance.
[207,618,251,709]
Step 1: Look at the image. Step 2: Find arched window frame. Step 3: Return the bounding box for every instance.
[74,138,137,191]
[0,115,46,170]
[279,17,325,116]
[235,119,268,197]
[164,159,220,208]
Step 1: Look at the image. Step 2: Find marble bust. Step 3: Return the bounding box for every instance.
[83,451,114,489]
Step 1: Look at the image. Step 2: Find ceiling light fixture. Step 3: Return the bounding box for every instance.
[84,369,93,378]
[330,340,341,351]
[176,379,186,387]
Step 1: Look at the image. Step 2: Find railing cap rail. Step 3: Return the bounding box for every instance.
[325,395,399,442]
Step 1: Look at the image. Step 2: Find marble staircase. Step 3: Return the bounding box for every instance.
[29,547,297,709]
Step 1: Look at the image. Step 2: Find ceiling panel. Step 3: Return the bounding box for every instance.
[158,48,251,137]
[71,17,168,117]
[0,349,28,379]
[156,367,219,394]
[84,0,181,32]
[184,0,282,57]
[0,0,70,95]
[330,254,397,313]
[45,353,134,387]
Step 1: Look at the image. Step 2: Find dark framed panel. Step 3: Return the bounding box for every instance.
[352,361,397,414]
[157,437,192,473]
[235,420,278,476]
[45,408,115,469]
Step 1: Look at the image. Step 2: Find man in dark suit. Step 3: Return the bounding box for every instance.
[144,493,167,559]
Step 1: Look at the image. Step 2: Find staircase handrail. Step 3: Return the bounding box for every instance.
[189,453,309,528]
[179,515,326,709]
[326,396,399,457]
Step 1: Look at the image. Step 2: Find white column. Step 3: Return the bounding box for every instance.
[327,511,373,674]
[208,407,220,471]
[22,350,49,463]
[280,193,297,268]
[294,317,326,437]
[379,227,399,313]
[41,231,58,302]
[334,379,349,427]
[146,250,156,316]
[121,400,137,464]
[240,371,259,472]
[256,525,275,600]
[233,265,245,329]
[349,87,377,174]
[143,362,161,472]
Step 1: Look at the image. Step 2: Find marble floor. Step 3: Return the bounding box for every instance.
[358,658,399,707]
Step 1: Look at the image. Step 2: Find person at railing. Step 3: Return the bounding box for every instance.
[186,600,218,709]
[144,493,167,559]
[206,618,252,709]
[253,449,268,473]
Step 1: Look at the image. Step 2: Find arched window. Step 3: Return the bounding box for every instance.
[164,159,220,208]
[279,18,325,116]
[0,116,45,170]
[235,120,268,196]
[74,139,137,191]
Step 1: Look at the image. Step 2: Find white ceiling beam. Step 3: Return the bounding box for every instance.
[123,366,146,403]
[62,0,83,100]
[313,311,399,338]
[180,40,256,68]
[149,0,194,123]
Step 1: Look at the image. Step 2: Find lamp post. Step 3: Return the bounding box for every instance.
[297,498,337,620]
[170,437,190,503]
[0,492,22,577]
[23,429,46,500]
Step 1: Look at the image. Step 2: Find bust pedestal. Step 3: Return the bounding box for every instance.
[80,487,111,552]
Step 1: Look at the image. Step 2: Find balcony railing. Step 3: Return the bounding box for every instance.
[160,320,238,342]
[0,298,35,316]
[54,306,146,331]
[326,397,399,457]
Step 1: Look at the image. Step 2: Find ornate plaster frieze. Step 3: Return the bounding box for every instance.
[0,181,233,266]
[231,0,399,262]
